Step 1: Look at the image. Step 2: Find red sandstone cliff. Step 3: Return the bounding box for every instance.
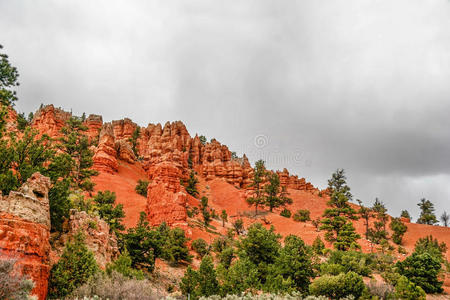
[0,173,51,300]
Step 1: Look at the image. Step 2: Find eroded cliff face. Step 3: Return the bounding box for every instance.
[53,209,119,269]
[0,173,51,300]
[30,105,318,228]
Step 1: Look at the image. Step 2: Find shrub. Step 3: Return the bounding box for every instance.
[414,235,447,262]
[293,210,310,222]
[0,258,34,300]
[93,190,125,235]
[135,179,149,197]
[70,271,158,300]
[312,236,325,255]
[106,250,145,279]
[396,252,443,293]
[323,250,374,277]
[309,271,365,299]
[48,232,99,298]
[218,247,235,269]
[232,218,244,235]
[280,208,291,218]
[192,238,210,258]
[393,275,426,300]
[366,280,394,299]
[180,256,220,299]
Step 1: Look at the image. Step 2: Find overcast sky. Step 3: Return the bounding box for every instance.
[1,0,450,221]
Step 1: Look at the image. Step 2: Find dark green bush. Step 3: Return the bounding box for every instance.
[280,208,291,218]
[192,238,210,258]
[135,179,149,197]
[293,209,310,222]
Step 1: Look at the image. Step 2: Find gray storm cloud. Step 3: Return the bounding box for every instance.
[1,0,450,219]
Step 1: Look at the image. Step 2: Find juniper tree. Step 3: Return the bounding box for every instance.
[320,169,360,250]
[417,198,438,225]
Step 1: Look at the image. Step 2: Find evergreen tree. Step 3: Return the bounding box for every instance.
[414,235,447,262]
[357,199,373,240]
[368,198,389,244]
[180,266,199,298]
[268,235,314,292]
[93,190,125,235]
[0,44,20,136]
[48,232,99,298]
[320,169,360,250]
[185,171,199,197]
[264,172,292,212]
[180,256,220,299]
[0,128,54,195]
[417,198,438,225]
[401,210,411,220]
[232,218,244,235]
[164,227,192,265]
[122,212,157,272]
[129,127,140,156]
[312,235,325,255]
[246,159,266,215]
[105,249,144,279]
[221,209,228,227]
[192,238,210,258]
[200,196,211,226]
[135,179,149,197]
[57,117,98,191]
[390,217,408,245]
[394,275,426,300]
[440,211,449,227]
[396,252,443,293]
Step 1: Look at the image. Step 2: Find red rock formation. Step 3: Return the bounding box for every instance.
[84,114,103,142]
[146,162,188,228]
[31,105,71,138]
[54,209,119,269]
[0,173,51,300]
[93,123,119,173]
[115,139,136,164]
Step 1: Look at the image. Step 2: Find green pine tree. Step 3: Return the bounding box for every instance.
[417,198,438,225]
[264,172,293,212]
[320,169,360,250]
[246,159,266,215]
[48,232,99,298]
[93,190,125,235]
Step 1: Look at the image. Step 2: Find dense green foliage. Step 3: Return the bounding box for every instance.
[221,209,228,226]
[0,44,19,135]
[135,179,149,197]
[396,252,443,293]
[48,232,99,298]
[390,217,408,245]
[394,275,426,300]
[293,209,310,222]
[92,190,125,235]
[122,212,192,272]
[0,128,53,194]
[414,235,447,262]
[180,256,220,299]
[186,171,199,197]
[264,172,292,212]
[105,250,145,279]
[368,198,389,244]
[309,271,365,299]
[192,238,210,258]
[129,127,140,156]
[320,169,360,250]
[321,250,374,277]
[417,198,438,225]
[401,210,411,220]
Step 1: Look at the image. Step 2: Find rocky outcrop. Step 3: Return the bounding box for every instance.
[84,114,103,143]
[146,162,188,228]
[31,104,71,137]
[0,173,51,300]
[55,210,119,269]
[93,123,119,173]
[115,139,136,163]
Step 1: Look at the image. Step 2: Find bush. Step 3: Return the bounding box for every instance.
[312,236,325,255]
[309,271,365,299]
[70,271,158,300]
[48,232,99,298]
[93,190,125,235]
[293,210,310,222]
[366,280,394,299]
[321,250,374,277]
[180,256,220,299]
[135,179,149,197]
[106,250,145,279]
[396,252,443,293]
[0,258,35,300]
[192,238,210,258]
[394,275,426,300]
[280,208,291,218]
